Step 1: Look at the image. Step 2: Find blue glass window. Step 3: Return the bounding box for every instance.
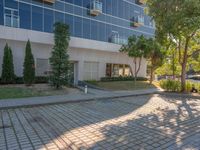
[65,14,74,35]
[74,16,82,37]
[91,20,98,40]
[5,0,18,9]
[55,1,64,11]
[19,3,31,30]
[106,0,112,15]
[32,6,43,31]
[55,12,64,23]
[44,9,53,33]
[98,22,106,41]
[83,0,90,8]
[74,0,82,6]
[83,18,90,39]
[0,1,3,25]
[4,8,19,28]
[65,3,73,13]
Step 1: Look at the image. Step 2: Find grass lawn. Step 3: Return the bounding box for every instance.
[87,81,156,91]
[0,84,80,99]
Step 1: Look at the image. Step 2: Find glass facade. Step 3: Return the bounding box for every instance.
[0,0,155,44]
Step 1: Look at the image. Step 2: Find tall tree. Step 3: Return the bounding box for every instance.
[147,0,200,92]
[49,22,71,89]
[1,43,15,83]
[147,0,200,91]
[146,38,165,84]
[120,35,148,83]
[23,40,35,85]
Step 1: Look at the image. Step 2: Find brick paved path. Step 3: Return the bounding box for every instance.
[0,94,200,150]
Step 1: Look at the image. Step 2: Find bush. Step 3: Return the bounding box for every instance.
[100,76,148,82]
[160,79,200,93]
[0,76,49,84]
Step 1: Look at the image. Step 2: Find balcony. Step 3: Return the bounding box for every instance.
[90,0,103,16]
[111,36,128,45]
[131,16,144,27]
[136,0,145,5]
[43,0,55,4]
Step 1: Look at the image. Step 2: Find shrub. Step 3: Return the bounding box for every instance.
[160,79,200,93]
[23,40,35,85]
[1,43,15,84]
[0,76,49,84]
[100,76,148,82]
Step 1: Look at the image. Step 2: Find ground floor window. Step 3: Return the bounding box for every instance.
[106,63,132,77]
[83,62,99,80]
[36,58,50,76]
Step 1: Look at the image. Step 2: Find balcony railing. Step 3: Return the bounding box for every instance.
[111,36,128,45]
[43,0,55,4]
[90,0,103,16]
[131,16,144,27]
[136,0,145,5]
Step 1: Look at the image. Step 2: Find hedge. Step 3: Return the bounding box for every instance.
[100,76,148,82]
[0,76,49,84]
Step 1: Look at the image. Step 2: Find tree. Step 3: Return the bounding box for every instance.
[49,22,71,89]
[146,38,165,84]
[147,0,200,92]
[120,35,148,83]
[1,43,15,83]
[23,40,35,85]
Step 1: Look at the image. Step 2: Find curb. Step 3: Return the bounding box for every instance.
[0,91,199,110]
[0,91,158,110]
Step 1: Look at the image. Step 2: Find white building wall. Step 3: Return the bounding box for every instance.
[0,26,147,80]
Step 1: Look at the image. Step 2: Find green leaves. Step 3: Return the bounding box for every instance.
[1,43,15,84]
[23,40,35,85]
[49,22,71,89]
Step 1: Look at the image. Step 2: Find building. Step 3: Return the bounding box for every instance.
[0,0,155,84]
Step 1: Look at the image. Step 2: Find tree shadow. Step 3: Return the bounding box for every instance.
[88,94,200,149]
[1,94,200,150]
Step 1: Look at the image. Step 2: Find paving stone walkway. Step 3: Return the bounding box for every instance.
[0,94,200,150]
[0,88,159,109]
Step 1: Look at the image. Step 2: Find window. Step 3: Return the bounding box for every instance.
[83,18,91,39]
[44,9,53,32]
[0,1,3,25]
[19,3,31,29]
[74,16,82,37]
[106,63,132,77]
[4,8,19,28]
[84,62,99,80]
[36,58,49,76]
[32,6,43,31]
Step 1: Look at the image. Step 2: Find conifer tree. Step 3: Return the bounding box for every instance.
[23,40,35,85]
[1,43,15,83]
[49,22,71,89]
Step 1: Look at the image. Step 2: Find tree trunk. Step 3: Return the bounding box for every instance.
[172,52,175,80]
[181,38,189,92]
[134,58,137,85]
[150,67,155,84]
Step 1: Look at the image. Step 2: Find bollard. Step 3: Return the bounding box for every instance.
[84,85,88,94]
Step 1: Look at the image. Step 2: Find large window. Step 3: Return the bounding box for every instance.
[0,1,3,25]
[44,9,53,32]
[84,62,99,80]
[106,63,132,77]
[19,3,31,29]
[4,8,19,28]
[36,58,49,76]
[32,6,43,31]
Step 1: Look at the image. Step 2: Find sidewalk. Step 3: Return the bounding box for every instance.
[0,88,160,109]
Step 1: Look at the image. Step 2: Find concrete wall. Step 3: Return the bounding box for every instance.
[0,26,147,80]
